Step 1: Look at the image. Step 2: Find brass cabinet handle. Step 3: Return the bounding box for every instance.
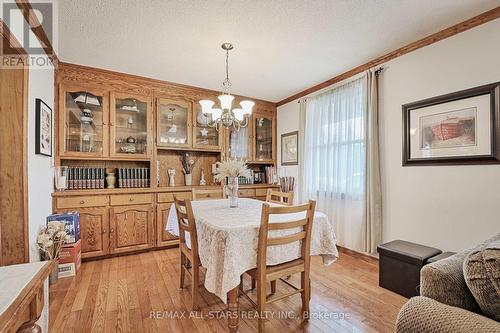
[103,229,106,234]
[79,200,85,204]
[110,228,114,233]
[129,198,134,202]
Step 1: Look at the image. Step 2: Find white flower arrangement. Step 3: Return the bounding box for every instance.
[214,158,251,182]
[36,221,71,260]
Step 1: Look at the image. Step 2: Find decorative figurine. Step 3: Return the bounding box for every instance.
[168,168,176,187]
[200,169,207,186]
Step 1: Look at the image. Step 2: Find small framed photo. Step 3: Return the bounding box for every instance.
[281,131,298,165]
[403,82,500,165]
[35,98,52,157]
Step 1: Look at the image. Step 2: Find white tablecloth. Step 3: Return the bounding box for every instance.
[166,198,338,303]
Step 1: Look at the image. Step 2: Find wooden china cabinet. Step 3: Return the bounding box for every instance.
[252,112,274,163]
[53,62,278,261]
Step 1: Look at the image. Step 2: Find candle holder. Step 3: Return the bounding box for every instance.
[54,166,69,191]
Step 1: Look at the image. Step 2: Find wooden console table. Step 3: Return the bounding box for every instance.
[0,261,54,333]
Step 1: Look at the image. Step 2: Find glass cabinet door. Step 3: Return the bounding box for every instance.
[227,125,251,161]
[193,105,222,150]
[110,93,151,157]
[60,86,108,157]
[253,114,274,162]
[157,98,191,148]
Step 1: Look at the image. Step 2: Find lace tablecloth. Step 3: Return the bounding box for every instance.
[166,198,338,303]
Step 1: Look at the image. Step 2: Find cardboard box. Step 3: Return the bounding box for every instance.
[47,211,80,243]
[59,239,81,264]
[58,262,79,278]
[58,240,81,278]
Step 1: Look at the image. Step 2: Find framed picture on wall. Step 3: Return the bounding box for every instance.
[281,131,298,165]
[403,82,500,166]
[35,98,52,157]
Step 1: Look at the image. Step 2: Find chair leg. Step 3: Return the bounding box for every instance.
[257,278,267,333]
[301,271,310,320]
[179,252,186,289]
[270,280,276,294]
[191,261,200,311]
[251,278,256,290]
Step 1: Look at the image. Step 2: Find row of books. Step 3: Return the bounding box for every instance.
[67,167,151,190]
[67,167,105,189]
[264,166,278,185]
[117,168,150,188]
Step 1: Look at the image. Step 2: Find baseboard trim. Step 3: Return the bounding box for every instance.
[337,245,379,264]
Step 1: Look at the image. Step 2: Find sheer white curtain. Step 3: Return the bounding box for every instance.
[301,77,366,251]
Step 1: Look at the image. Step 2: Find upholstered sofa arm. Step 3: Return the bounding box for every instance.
[395,296,500,333]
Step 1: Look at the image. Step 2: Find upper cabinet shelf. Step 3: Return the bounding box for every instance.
[59,85,109,158]
[57,75,275,165]
[156,98,192,148]
[58,84,153,159]
[110,92,153,158]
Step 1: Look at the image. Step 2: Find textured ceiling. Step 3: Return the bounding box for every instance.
[57,0,500,102]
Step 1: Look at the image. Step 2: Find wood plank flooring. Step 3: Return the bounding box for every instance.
[49,248,407,333]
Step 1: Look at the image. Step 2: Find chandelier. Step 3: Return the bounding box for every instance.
[199,42,254,131]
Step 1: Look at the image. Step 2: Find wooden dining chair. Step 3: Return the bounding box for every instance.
[175,197,203,310]
[192,188,225,200]
[243,200,316,332]
[265,189,294,206]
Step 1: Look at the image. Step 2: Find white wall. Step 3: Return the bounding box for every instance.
[277,19,500,252]
[27,61,55,262]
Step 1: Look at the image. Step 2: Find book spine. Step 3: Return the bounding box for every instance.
[76,168,80,190]
[101,168,105,189]
[68,167,73,190]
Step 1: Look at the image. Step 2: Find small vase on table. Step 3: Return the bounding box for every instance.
[226,176,239,208]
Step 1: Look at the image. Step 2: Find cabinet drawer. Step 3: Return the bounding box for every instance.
[110,193,153,206]
[157,191,192,203]
[238,189,255,197]
[56,195,108,209]
[255,188,270,197]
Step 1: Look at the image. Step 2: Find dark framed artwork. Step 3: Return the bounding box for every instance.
[35,98,52,156]
[403,82,500,166]
[281,131,298,165]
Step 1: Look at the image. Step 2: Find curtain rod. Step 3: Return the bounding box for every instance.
[298,67,384,103]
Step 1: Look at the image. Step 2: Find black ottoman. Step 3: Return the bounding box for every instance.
[427,251,456,263]
[377,240,441,298]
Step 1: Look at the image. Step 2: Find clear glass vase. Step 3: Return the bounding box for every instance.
[226,176,239,208]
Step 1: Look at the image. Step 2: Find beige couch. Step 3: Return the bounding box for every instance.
[395,234,500,333]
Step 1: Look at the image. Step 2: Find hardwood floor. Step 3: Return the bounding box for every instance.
[49,248,407,333]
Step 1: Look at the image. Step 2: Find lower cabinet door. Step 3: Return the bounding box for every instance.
[156,203,179,247]
[68,207,109,259]
[109,204,154,254]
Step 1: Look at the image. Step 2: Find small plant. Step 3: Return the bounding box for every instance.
[36,221,70,260]
[214,158,251,182]
[180,152,198,174]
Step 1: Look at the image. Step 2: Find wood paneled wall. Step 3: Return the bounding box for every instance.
[0,21,29,265]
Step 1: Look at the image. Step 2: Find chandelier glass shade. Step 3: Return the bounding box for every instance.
[199,43,254,131]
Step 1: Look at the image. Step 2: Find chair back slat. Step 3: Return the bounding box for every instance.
[266,189,294,206]
[192,188,225,200]
[267,231,306,246]
[267,218,308,230]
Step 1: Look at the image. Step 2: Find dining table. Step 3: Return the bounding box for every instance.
[166,198,339,332]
